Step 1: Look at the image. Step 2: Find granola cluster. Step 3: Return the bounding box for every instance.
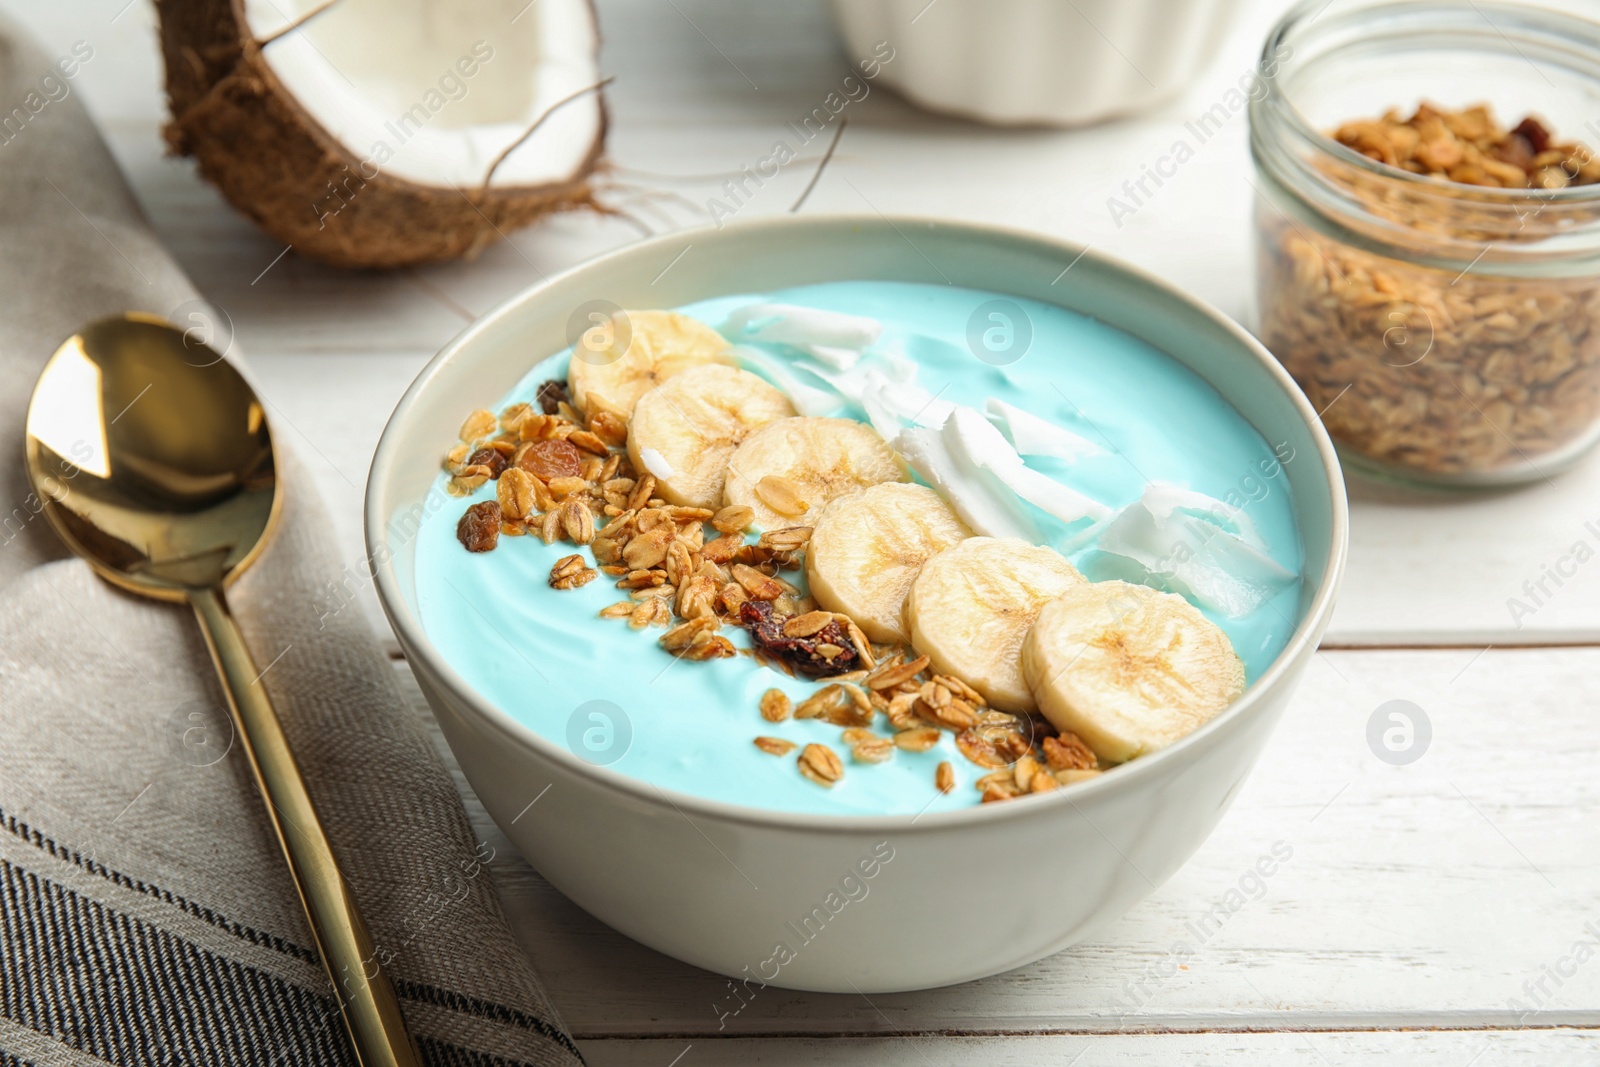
[443,378,1105,805]
[446,379,624,558]
[1333,105,1600,190]
[447,382,835,666]
[598,520,840,666]
[1258,103,1600,477]
[750,652,1103,802]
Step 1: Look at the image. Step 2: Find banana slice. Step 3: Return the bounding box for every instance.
[627,365,795,508]
[723,416,908,530]
[807,483,971,644]
[903,537,1085,713]
[1022,580,1244,763]
[569,309,734,419]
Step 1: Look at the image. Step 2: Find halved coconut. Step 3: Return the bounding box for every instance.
[157,0,606,268]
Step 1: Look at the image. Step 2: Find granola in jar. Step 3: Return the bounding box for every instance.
[1249,3,1600,486]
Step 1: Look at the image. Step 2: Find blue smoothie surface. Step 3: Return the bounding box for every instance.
[413,281,1304,816]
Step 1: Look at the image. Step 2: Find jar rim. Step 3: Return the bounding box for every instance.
[1255,0,1600,206]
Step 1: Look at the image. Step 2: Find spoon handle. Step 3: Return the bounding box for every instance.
[189,586,422,1067]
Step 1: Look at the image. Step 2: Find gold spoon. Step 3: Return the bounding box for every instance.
[24,313,421,1067]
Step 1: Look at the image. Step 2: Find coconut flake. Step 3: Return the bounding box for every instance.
[801,344,863,371]
[857,375,907,442]
[791,360,869,402]
[1004,465,1115,529]
[790,361,953,440]
[1096,484,1295,617]
[1138,482,1263,547]
[729,344,841,416]
[875,378,956,430]
[985,398,1100,461]
[894,427,1039,541]
[876,342,921,384]
[639,447,675,480]
[724,303,883,353]
[943,408,1110,528]
[783,336,963,441]
[906,390,959,429]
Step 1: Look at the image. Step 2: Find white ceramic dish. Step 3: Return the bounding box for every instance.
[366,216,1347,993]
[831,0,1247,127]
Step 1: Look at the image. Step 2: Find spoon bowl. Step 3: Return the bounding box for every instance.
[25,313,420,1067]
[25,313,277,597]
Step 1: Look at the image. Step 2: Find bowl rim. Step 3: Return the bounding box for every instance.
[365,213,1349,834]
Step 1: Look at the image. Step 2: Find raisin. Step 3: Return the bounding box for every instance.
[1495,130,1535,172]
[457,501,502,552]
[738,599,858,678]
[516,438,582,480]
[466,447,508,478]
[1513,116,1551,155]
[536,379,570,415]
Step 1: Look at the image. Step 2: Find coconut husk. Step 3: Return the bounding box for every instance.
[156,0,606,269]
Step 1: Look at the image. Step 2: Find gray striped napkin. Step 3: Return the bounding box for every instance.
[0,15,582,1067]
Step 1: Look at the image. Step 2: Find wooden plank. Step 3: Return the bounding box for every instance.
[578,1031,1600,1066]
[401,648,1600,1035]
[1330,473,1600,645]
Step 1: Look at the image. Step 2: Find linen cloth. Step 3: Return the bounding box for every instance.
[0,17,583,1067]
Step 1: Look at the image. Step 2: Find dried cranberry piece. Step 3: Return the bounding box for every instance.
[457,501,502,552]
[738,599,858,677]
[467,447,508,478]
[536,379,569,415]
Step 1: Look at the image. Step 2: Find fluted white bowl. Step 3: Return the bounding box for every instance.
[833,0,1248,126]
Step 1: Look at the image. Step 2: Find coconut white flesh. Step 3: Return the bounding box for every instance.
[243,0,602,189]
[1096,484,1296,617]
[985,398,1100,461]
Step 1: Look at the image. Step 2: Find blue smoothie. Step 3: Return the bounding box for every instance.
[412,281,1304,816]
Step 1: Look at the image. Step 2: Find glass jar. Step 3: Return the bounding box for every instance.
[1249,0,1600,487]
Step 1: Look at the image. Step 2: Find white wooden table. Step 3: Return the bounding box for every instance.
[17,0,1600,1062]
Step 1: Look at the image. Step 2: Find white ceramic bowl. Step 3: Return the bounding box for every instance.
[366,216,1347,993]
[831,0,1248,126]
